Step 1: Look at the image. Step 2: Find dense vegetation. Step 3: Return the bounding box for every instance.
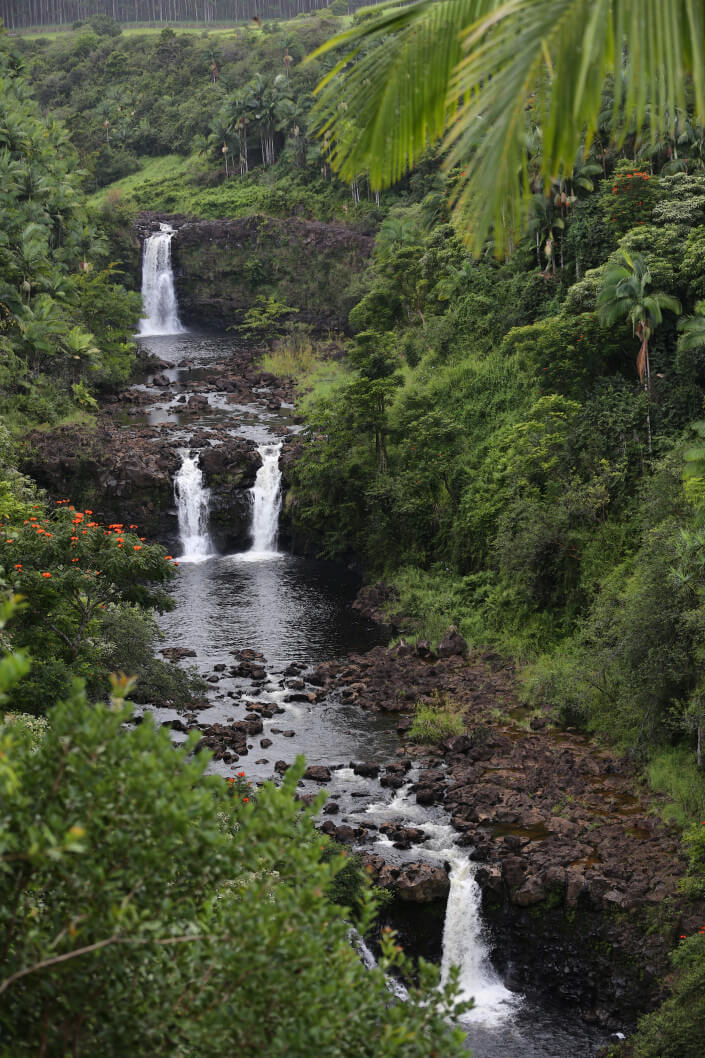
[0,651,468,1057]
[0,18,472,1056]
[4,7,705,1054]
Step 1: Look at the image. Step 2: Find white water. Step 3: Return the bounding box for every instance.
[350,929,410,1001]
[237,442,283,561]
[441,851,518,1024]
[174,451,212,562]
[363,782,517,1027]
[138,223,185,336]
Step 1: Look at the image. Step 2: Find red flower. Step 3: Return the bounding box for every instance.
[41,572,51,578]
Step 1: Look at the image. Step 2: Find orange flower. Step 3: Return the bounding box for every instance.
[133,545,142,551]
[164,555,173,560]
[4,539,12,544]
[41,572,51,578]
[14,563,22,570]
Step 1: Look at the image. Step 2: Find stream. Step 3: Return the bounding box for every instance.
[132,229,614,1057]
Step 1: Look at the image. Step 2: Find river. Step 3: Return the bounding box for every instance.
[132,228,614,1057]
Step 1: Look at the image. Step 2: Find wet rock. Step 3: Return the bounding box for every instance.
[352,761,380,779]
[379,824,427,845]
[303,765,331,783]
[319,822,357,844]
[260,738,272,749]
[375,862,451,904]
[274,760,289,775]
[162,719,188,732]
[160,647,197,660]
[282,730,296,738]
[415,784,445,806]
[323,802,340,815]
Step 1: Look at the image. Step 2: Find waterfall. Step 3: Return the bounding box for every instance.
[363,783,517,1025]
[440,851,518,1023]
[138,223,185,336]
[174,451,212,562]
[248,443,282,555]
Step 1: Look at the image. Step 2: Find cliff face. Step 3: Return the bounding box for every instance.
[135,212,373,332]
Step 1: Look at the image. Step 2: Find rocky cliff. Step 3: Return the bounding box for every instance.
[135,212,373,332]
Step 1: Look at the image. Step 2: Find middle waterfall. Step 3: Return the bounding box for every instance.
[248,442,282,555]
[174,451,212,562]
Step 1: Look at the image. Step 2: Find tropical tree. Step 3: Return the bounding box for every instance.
[309,0,705,253]
[598,250,681,452]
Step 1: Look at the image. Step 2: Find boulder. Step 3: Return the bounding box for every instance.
[303,765,332,783]
[395,862,451,903]
[437,625,468,659]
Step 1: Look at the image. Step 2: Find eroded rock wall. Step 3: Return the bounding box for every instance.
[135,212,373,332]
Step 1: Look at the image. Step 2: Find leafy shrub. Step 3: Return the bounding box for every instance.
[0,670,469,1057]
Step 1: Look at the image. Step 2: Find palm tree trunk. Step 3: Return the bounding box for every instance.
[643,338,653,456]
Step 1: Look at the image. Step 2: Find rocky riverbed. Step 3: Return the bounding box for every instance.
[291,623,704,1026]
[25,317,700,1041]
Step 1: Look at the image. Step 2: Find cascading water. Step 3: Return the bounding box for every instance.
[174,451,212,562]
[441,851,518,1023]
[363,782,517,1026]
[246,442,282,556]
[138,223,185,336]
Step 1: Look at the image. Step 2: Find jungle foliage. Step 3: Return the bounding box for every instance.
[0,654,468,1058]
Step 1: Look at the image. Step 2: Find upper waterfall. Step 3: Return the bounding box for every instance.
[138,223,185,337]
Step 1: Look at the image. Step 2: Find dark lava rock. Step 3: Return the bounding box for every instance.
[365,859,450,903]
[436,625,468,659]
[352,761,380,779]
[303,765,332,783]
[160,647,197,660]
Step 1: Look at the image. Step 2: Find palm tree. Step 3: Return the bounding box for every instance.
[598,251,681,453]
[308,0,705,254]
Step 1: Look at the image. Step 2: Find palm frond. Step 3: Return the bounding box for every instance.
[310,0,705,253]
[309,0,492,188]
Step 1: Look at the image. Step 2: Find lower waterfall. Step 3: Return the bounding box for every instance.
[174,451,212,562]
[440,851,518,1023]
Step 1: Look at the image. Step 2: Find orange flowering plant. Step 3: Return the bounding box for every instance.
[0,503,178,710]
